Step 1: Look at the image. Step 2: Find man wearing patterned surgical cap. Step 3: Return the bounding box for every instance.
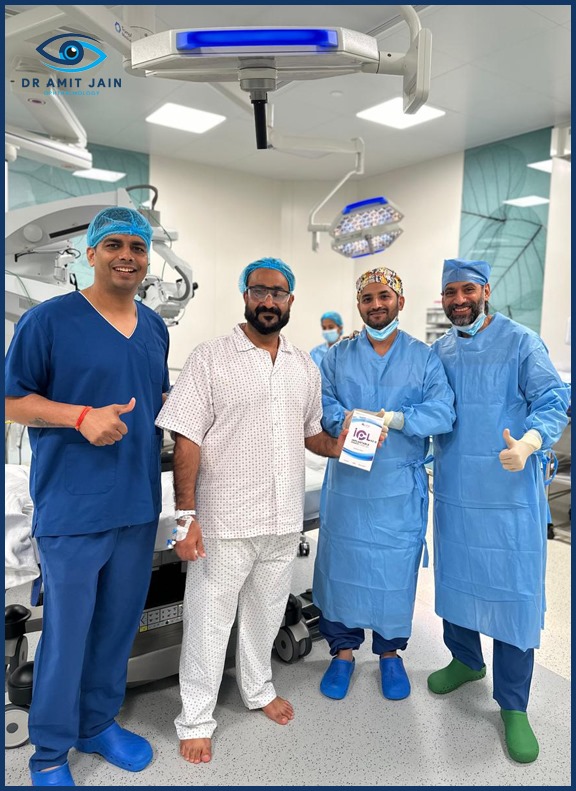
[429,258,569,764]
[310,310,344,367]
[156,256,348,765]
[5,206,170,785]
[312,264,455,705]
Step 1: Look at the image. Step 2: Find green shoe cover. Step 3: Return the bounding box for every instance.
[500,709,539,763]
[427,657,486,694]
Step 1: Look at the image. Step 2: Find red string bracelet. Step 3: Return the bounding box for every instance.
[75,406,93,431]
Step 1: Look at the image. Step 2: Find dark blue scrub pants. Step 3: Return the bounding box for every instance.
[319,614,408,655]
[29,521,158,771]
[443,620,534,712]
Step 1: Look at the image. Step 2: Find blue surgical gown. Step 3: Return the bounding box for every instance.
[310,342,329,367]
[313,329,455,638]
[431,313,570,651]
[4,291,170,536]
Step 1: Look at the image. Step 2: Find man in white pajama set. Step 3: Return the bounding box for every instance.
[156,257,344,765]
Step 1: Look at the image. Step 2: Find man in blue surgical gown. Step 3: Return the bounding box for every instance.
[428,258,569,764]
[313,267,455,702]
[5,208,170,787]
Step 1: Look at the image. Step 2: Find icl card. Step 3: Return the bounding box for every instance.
[339,409,384,472]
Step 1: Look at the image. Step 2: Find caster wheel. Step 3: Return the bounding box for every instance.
[8,635,28,676]
[547,524,555,540]
[298,541,310,556]
[298,635,313,658]
[274,627,299,663]
[5,704,30,748]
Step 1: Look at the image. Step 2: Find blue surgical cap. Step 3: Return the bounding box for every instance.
[321,311,343,327]
[87,207,153,250]
[238,257,295,293]
[442,258,491,290]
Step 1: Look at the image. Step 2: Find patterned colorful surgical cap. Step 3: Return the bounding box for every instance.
[356,267,403,297]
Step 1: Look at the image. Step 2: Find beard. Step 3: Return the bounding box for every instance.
[364,309,396,330]
[245,304,291,335]
[445,297,485,326]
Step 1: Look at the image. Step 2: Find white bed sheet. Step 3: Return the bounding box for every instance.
[5,454,328,586]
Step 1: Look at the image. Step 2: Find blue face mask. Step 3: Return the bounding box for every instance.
[452,311,486,336]
[365,317,399,341]
[322,329,340,344]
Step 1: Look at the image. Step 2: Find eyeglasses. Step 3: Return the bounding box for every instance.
[246,286,291,303]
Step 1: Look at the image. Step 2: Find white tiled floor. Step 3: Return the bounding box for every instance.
[5,508,571,787]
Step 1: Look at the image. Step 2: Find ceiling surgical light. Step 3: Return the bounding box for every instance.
[329,197,404,259]
[130,8,432,150]
[292,137,403,258]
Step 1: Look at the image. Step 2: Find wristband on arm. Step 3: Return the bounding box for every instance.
[75,406,93,431]
[167,510,197,548]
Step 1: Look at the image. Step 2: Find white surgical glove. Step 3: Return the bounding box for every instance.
[382,410,404,431]
[342,409,389,443]
[499,428,542,472]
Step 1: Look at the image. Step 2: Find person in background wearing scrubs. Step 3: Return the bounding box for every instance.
[428,258,569,764]
[4,208,170,787]
[155,257,347,766]
[313,267,455,702]
[310,311,344,367]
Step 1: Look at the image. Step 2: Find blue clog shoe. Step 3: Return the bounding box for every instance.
[380,656,411,700]
[320,657,355,700]
[30,762,75,786]
[75,722,153,772]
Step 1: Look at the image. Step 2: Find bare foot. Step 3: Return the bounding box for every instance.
[180,738,212,764]
[262,696,294,725]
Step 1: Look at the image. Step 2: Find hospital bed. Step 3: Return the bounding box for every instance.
[5,452,327,747]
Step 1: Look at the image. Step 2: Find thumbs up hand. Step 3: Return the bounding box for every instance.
[498,428,535,472]
[78,398,136,446]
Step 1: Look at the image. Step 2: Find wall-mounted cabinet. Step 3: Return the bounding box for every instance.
[425,307,451,344]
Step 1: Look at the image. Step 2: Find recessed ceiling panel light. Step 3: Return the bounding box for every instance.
[145,102,226,134]
[502,196,550,207]
[527,159,553,173]
[72,168,126,182]
[356,97,445,129]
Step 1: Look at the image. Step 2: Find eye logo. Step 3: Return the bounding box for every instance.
[36,33,107,73]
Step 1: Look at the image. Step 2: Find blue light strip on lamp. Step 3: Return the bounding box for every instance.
[176,29,339,51]
[342,197,388,215]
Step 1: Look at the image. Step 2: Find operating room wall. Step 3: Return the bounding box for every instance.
[150,146,568,371]
[149,152,466,369]
[540,157,571,374]
[358,153,465,340]
[149,157,361,369]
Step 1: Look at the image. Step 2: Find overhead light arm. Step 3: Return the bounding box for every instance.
[5,125,92,171]
[307,143,365,253]
[269,125,402,258]
[266,121,365,251]
[398,5,422,44]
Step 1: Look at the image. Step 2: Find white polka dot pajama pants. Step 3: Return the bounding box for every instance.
[175,532,300,740]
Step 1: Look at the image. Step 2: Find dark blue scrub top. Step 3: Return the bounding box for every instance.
[5,292,170,537]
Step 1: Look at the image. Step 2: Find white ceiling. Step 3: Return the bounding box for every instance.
[5,4,572,181]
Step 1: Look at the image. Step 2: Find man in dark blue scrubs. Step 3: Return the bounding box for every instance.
[5,207,170,787]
